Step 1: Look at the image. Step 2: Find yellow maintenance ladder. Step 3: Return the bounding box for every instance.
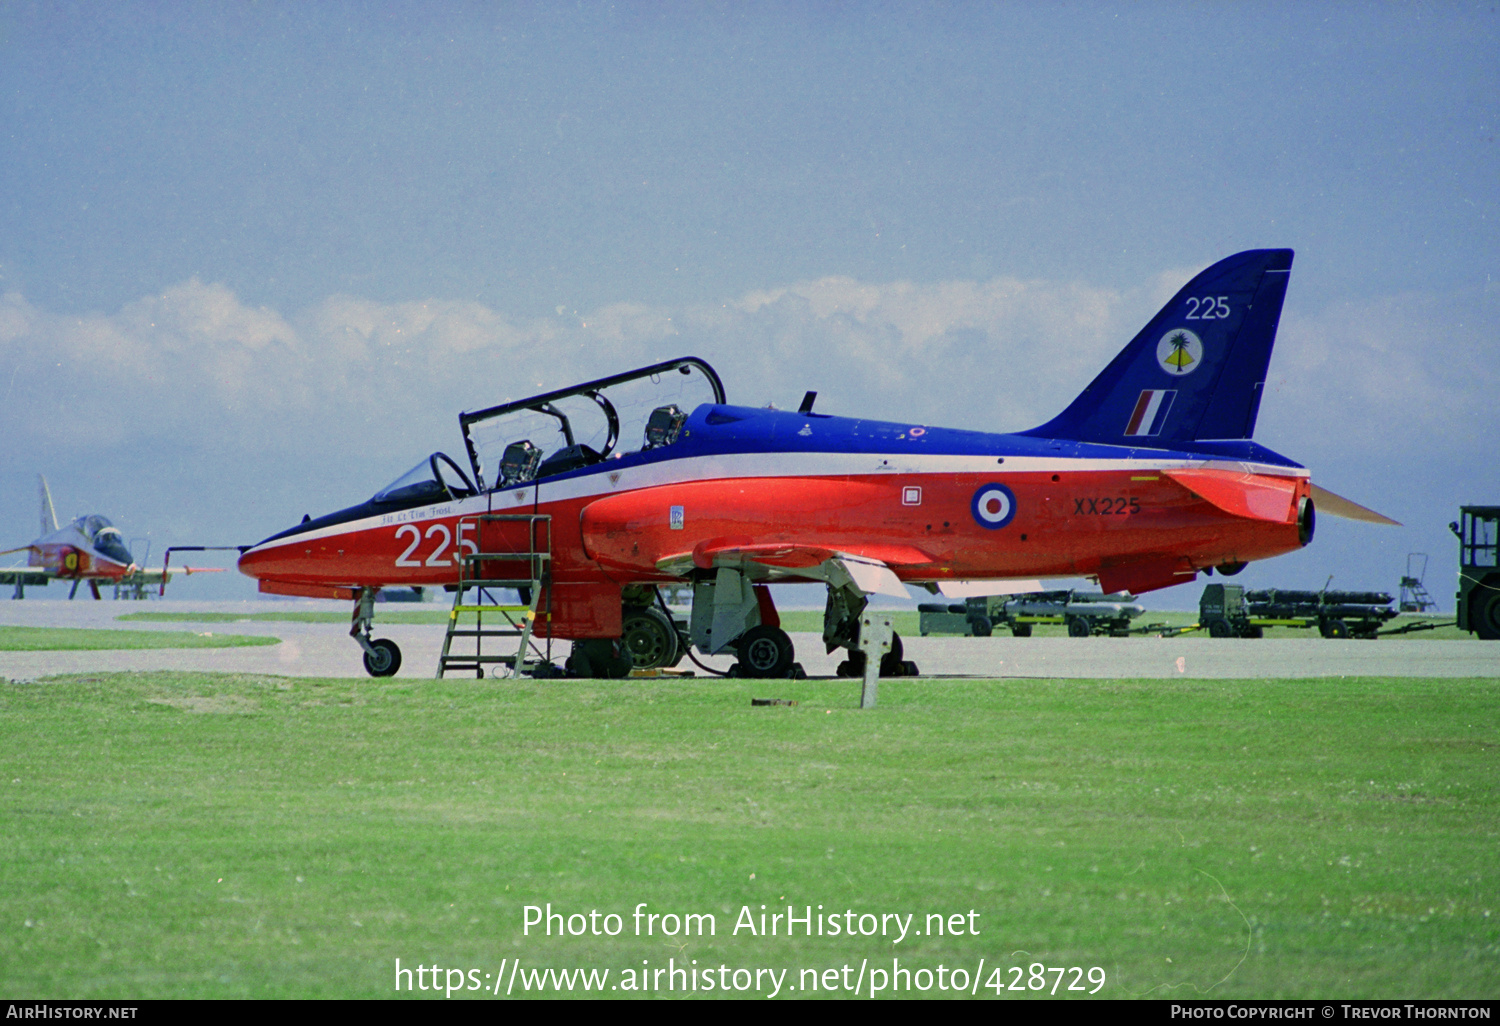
[436,513,552,678]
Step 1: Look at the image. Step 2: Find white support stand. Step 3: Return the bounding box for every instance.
[857,613,892,709]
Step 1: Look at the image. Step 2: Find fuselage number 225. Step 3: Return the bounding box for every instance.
[394,521,478,567]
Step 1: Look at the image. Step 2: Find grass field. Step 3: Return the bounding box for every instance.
[0,626,280,651]
[1,670,1495,999]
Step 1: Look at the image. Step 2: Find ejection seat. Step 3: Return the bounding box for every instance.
[497,440,542,488]
[643,404,687,449]
[535,443,605,479]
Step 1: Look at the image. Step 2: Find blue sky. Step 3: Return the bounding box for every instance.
[2,2,1496,606]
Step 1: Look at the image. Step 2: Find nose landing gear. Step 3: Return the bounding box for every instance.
[352,587,403,677]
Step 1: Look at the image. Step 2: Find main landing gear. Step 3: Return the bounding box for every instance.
[729,625,797,678]
[680,571,917,679]
[352,587,403,677]
[824,582,919,678]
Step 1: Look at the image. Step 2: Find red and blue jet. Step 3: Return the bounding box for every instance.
[238,249,1395,677]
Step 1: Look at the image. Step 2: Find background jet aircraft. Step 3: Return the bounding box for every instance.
[238,249,1397,678]
[1,476,221,599]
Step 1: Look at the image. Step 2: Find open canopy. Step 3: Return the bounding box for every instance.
[458,356,724,492]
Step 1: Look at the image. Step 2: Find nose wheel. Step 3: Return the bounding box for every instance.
[351,587,403,677]
[362,638,403,677]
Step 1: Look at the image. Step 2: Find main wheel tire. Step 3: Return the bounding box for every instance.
[968,615,993,637]
[620,606,680,669]
[1472,584,1500,640]
[1207,619,1233,639]
[362,638,402,677]
[1011,622,1032,638]
[879,632,906,676]
[837,652,865,678]
[566,639,633,679]
[736,626,795,678]
[1067,617,1092,638]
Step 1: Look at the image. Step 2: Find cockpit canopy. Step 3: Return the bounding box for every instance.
[76,515,133,565]
[460,357,724,492]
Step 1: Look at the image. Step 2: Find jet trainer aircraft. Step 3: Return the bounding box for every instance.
[238,249,1396,677]
[1,476,222,598]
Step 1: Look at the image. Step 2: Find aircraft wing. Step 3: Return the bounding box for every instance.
[936,579,1048,598]
[0,566,51,596]
[655,540,934,598]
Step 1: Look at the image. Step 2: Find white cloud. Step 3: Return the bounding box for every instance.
[2,271,1493,488]
[1257,290,1498,460]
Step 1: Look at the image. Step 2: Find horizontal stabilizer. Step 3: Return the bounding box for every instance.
[1311,484,1400,526]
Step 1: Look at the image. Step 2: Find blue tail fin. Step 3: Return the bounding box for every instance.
[1023,249,1293,446]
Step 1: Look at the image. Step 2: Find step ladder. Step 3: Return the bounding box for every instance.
[1399,552,1437,613]
[437,514,552,678]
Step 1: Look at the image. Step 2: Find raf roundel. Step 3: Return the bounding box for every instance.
[971,483,1017,530]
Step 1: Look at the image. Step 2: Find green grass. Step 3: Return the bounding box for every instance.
[1,671,1495,999]
[0,627,280,651]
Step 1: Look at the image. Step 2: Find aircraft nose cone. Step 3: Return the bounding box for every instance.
[237,544,271,579]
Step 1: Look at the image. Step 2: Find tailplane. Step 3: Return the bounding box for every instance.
[1023,249,1293,447]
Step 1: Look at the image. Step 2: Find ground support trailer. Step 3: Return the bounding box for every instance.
[919,590,1146,638]
[1198,583,1399,639]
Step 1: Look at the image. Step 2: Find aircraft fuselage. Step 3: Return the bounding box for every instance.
[238,402,1311,637]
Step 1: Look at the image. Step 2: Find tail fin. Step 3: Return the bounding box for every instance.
[1023,249,1293,446]
[38,475,58,534]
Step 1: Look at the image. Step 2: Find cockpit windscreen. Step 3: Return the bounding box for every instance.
[372,453,476,505]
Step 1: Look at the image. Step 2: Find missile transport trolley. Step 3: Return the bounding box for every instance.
[919,590,1146,638]
[1198,583,1399,639]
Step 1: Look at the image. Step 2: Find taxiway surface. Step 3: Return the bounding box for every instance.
[1,600,1495,680]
